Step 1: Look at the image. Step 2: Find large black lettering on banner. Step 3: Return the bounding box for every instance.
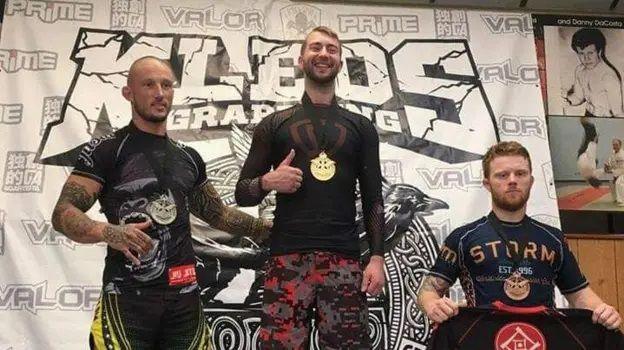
[38,30,497,165]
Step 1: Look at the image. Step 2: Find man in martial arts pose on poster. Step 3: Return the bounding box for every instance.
[605,138,624,205]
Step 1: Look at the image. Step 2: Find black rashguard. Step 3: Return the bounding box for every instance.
[72,122,207,290]
[235,93,384,258]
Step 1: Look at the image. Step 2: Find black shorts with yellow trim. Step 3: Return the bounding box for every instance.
[89,286,211,350]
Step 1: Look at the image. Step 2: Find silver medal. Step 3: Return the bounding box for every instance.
[146,193,177,225]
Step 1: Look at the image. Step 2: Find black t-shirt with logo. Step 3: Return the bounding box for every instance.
[428,215,588,307]
[73,122,207,290]
[235,93,384,258]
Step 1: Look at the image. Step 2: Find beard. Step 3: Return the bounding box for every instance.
[133,102,170,123]
[491,189,529,212]
[303,60,340,85]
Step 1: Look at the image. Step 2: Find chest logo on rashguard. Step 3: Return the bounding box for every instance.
[495,322,546,350]
[310,151,336,181]
[504,271,530,301]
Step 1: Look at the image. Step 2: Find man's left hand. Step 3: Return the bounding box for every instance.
[361,255,385,296]
[592,303,622,330]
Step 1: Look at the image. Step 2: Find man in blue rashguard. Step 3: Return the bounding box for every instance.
[417,141,621,330]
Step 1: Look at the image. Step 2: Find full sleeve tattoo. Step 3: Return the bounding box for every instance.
[51,179,101,243]
[191,180,269,240]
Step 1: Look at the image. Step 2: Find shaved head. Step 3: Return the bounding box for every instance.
[127,56,175,85]
[122,56,176,126]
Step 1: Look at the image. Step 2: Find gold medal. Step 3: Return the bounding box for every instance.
[310,151,336,181]
[504,271,530,301]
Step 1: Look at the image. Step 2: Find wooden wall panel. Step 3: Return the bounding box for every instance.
[615,241,624,313]
[575,239,618,308]
[567,238,579,261]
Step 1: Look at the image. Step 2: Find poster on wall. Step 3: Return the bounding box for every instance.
[0,1,555,349]
[534,14,624,213]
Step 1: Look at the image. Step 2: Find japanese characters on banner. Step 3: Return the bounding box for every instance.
[0,1,556,349]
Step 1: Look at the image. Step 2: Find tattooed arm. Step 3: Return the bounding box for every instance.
[51,175,153,265]
[52,175,103,243]
[190,180,270,242]
[417,275,459,323]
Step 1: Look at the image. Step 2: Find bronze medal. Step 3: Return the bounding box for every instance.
[504,271,530,301]
[310,151,336,181]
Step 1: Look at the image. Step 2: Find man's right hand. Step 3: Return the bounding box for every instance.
[102,221,154,266]
[261,149,303,193]
[423,296,459,324]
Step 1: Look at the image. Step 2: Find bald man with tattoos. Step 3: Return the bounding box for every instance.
[52,56,270,350]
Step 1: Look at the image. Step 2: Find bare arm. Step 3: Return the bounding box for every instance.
[417,275,458,323]
[51,175,153,265]
[565,286,622,329]
[190,180,270,241]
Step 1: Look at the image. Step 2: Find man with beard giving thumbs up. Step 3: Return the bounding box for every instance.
[235,26,385,350]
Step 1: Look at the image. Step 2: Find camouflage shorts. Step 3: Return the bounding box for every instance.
[259,252,370,349]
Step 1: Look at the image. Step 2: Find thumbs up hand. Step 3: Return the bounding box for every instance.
[261,149,303,193]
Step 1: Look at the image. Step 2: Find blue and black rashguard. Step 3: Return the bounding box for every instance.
[428,214,588,307]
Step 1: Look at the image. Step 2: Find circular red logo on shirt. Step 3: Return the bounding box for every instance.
[494,322,546,350]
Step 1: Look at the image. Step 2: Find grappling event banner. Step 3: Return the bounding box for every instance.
[0,1,557,349]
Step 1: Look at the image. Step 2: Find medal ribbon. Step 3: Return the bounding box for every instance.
[142,140,174,192]
[487,211,531,273]
[302,93,339,157]
[307,109,333,157]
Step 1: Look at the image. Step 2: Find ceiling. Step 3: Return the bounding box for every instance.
[306,0,624,15]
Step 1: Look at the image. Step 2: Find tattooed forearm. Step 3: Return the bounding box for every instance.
[420,276,450,297]
[52,181,100,243]
[103,225,126,245]
[416,275,451,311]
[191,182,269,239]
[189,182,226,224]
[221,207,270,240]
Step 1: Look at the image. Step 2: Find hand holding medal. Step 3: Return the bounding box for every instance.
[261,149,303,193]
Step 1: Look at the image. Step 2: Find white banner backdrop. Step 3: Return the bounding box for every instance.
[0,1,557,349]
